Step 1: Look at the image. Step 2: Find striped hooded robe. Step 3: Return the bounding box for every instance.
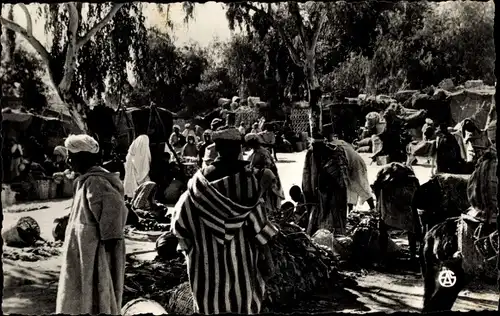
[171,168,279,314]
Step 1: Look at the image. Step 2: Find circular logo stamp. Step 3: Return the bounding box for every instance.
[438,268,457,288]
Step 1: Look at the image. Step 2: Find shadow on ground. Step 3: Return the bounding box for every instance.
[3,259,60,315]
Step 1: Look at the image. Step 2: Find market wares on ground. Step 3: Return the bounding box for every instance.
[2,216,42,247]
[2,240,63,262]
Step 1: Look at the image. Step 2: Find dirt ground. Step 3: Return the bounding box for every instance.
[2,152,498,314]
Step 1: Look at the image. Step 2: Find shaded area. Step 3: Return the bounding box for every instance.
[2,259,60,315]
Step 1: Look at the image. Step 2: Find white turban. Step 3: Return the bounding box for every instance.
[64,134,100,154]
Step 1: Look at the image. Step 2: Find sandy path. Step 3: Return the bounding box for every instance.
[2,152,498,314]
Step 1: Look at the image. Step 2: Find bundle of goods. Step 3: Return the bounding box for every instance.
[235,106,260,128]
[123,256,188,309]
[385,104,427,128]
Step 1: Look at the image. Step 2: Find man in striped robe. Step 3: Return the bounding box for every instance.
[171,126,279,315]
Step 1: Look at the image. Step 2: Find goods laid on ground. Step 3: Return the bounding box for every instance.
[123,257,188,309]
[124,222,356,313]
[2,216,42,247]
[3,240,63,262]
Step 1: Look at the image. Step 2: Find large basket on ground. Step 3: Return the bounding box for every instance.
[166,282,194,314]
[35,179,52,200]
[2,216,41,247]
[49,180,58,199]
[62,178,74,197]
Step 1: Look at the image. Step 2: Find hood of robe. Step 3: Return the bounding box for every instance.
[184,169,262,244]
[77,166,125,195]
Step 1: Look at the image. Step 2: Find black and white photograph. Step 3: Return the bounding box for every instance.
[1,1,498,314]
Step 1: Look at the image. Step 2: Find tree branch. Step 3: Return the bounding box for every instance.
[0,14,66,102]
[76,3,125,48]
[58,3,80,94]
[289,2,307,50]
[310,10,327,53]
[239,2,304,67]
[18,4,33,35]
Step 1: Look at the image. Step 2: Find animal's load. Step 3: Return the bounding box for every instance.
[122,298,168,315]
[247,96,261,108]
[2,216,41,247]
[388,104,427,126]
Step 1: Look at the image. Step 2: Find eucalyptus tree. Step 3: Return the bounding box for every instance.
[0,2,149,131]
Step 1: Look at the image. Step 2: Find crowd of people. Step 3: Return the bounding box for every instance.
[7,101,498,314]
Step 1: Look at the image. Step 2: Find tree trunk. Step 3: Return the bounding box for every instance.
[305,53,322,138]
[61,93,89,133]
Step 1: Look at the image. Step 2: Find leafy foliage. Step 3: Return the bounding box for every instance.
[1,13,47,111]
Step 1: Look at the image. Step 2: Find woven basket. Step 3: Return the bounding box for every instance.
[62,178,74,197]
[167,282,194,314]
[2,216,41,247]
[49,180,58,199]
[35,179,52,200]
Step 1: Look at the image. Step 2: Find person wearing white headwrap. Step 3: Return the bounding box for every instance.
[123,135,151,198]
[56,133,128,315]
